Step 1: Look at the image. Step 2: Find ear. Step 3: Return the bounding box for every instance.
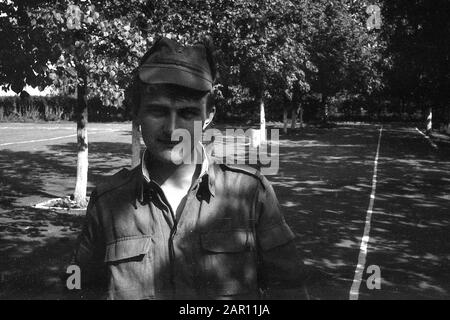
[203,106,216,130]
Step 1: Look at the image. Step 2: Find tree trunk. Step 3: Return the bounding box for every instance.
[13,98,18,115]
[259,94,266,143]
[291,80,301,129]
[43,99,49,120]
[426,106,432,135]
[73,71,89,208]
[283,107,288,134]
[131,119,141,168]
[298,105,304,128]
[446,106,450,134]
[322,95,328,122]
[290,107,297,129]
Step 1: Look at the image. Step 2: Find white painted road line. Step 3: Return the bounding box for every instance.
[0,126,125,131]
[349,126,383,300]
[0,130,124,147]
[415,127,438,149]
[0,134,77,147]
[0,126,74,130]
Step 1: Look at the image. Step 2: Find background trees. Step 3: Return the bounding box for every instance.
[381,0,450,131]
[136,0,315,138]
[1,0,448,205]
[304,0,383,121]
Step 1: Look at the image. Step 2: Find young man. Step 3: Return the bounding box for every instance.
[73,37,310,299]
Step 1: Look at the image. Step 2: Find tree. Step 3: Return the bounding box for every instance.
[305,0,383,121]
[1,0,150,206]
[137,0,314,137]
[226,0,313,139]
[0,0,59,94]
[31,1,140,206]
[381,0,450,131]
[1,0,394,208]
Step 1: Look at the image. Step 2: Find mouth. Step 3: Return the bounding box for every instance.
[157,139,180,146]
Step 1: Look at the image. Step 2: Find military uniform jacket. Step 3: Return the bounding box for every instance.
[74,153,307,300]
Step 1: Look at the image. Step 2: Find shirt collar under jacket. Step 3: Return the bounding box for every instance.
[136,142,215,206]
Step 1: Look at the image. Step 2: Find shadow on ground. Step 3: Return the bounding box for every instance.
[272,125,381,299]
[0,142,132,299]
[358,126,450,299]
[272,124,450,299]
[0,124,449,299]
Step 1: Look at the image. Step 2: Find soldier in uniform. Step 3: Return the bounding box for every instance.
[73,37,310,299]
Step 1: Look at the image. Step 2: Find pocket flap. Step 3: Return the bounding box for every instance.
[200,230,254,253]
[104,236,152,262]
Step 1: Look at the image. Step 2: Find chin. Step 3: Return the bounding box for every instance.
[155,151,175,163]
[169,149,189,165]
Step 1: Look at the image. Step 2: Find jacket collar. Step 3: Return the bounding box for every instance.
[135,142,216,206]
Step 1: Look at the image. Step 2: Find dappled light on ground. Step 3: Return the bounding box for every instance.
[0,123,449,299]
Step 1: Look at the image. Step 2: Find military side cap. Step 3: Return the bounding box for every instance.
[138,37,214,91]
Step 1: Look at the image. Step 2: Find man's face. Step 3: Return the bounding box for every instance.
[137,86,212,164]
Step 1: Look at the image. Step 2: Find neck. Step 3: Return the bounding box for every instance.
[146,148,201,187]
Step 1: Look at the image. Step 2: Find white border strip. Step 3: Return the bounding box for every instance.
[349,126,383,300]
[415,127,438,149]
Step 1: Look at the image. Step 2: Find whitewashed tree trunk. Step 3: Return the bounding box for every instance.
[426,107,432,135]
[249,128,261,148]
[259,96,266,143]
[73,74,89,208]
[283,108,288,134]
[74,130,88,207]
[131,119,141,168]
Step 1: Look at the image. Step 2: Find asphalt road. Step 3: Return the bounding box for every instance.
[0,121,449,299]
[273,124,450,300]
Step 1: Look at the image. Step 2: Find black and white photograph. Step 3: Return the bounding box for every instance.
[0,0,449,303]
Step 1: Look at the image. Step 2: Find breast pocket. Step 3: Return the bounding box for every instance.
[199,230,258,297]
[104,236,154,300]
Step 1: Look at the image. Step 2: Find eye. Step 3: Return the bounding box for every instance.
[179,108,201,119]
[143,105,167,117]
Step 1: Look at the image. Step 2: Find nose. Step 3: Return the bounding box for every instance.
[162,110,177,137]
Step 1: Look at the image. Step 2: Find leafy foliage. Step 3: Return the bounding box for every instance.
[380,0,450,122]
[0,0,392,122]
